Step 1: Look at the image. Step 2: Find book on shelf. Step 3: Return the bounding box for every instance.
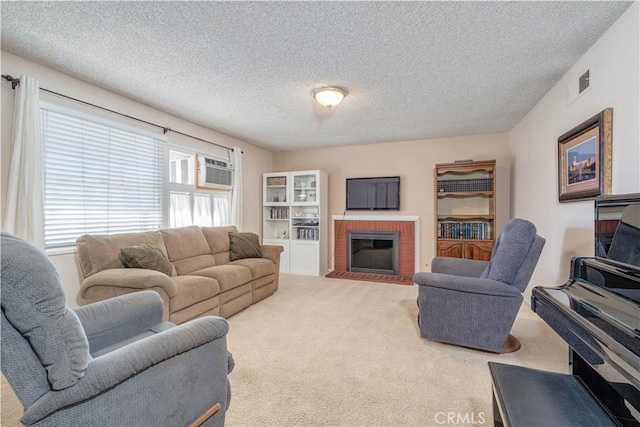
[437,178,494,193]
[437,221,493,240]
[297,228,319,241]
[270,208,288,219]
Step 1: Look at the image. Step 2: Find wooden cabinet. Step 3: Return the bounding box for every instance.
[436,240,493,261]
[263,170,327,276]
[436,239,493,261]
[435,160,496,261]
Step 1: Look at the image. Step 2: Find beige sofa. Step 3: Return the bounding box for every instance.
[76,225,283,324]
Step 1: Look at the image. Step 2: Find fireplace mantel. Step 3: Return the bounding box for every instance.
[332,215,420,275]
[332,215,420,222]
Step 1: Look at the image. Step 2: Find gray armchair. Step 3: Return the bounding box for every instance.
[414,218,545,353]
[1,232,233,426]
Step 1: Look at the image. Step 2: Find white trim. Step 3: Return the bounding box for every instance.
[332,214,419,221]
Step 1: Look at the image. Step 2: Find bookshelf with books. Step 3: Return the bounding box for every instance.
[263,173,291,273]
[435,160,497,261]
[263,170,327,276]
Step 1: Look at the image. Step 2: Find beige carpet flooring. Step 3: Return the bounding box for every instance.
[2,274,568,426]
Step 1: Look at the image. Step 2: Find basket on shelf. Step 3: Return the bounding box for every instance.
[267,177,286,186]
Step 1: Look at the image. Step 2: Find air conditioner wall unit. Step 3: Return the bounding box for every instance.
[197,155,234,189]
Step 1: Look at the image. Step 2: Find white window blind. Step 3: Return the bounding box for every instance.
[42,108,164,250]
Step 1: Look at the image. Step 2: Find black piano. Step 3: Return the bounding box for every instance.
[490,194,640,426]
[532,256,640,426]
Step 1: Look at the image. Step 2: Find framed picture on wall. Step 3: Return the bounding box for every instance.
[557,108,612,202]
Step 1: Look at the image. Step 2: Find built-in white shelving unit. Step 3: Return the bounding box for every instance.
[263,170,327,276]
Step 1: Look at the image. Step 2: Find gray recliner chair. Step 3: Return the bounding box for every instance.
[1,232,233,426]
[414,218,545,353]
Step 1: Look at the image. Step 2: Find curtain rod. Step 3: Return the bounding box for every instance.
[2,74,238,153]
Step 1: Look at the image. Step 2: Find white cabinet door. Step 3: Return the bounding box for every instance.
[289,241,320,276]
[278,240,290,274]
[263,173,289,205]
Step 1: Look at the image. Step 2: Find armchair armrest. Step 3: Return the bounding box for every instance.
[74,291,164,353]
[430,256,489,277]
[414,272,522,298]
[22,316,230,425]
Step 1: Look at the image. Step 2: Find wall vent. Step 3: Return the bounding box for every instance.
[567,68,592,105]
[579,70,590,94]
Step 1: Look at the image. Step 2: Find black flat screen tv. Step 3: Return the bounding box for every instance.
[346,176,400,211]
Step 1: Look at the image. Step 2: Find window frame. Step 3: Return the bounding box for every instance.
[167,147,232,229]
[39,99,234,253]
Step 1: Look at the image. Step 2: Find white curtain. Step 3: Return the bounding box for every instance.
[193,193,212,226]
[169,192,192,227]
[213,192,230,226]
[230,147,243,229]
[2,75,44,248]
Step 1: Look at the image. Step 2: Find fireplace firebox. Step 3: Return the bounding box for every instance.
[347,230,399,275]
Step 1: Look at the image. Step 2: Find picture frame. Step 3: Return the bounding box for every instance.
[558,108,612,202]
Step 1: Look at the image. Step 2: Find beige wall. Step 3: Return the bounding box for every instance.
[510,3,640,301]
[274,133,511,272]
[1,51,273,306]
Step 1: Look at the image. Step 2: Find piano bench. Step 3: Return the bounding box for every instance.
[488,362,617,427]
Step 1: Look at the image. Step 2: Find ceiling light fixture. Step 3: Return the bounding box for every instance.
[312,86,348,108]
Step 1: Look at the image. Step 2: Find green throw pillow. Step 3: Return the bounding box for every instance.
[229,232,263,261]
[120,243,173,276]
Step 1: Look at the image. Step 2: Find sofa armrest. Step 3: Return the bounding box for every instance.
[74,291,165,353]
[78,268,177,302]
[260,244,284,264]
[414,272,522,298]
[22,316,230,425]
[430,256,489,277]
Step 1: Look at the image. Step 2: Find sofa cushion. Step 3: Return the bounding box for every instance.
[191,265,252,292]
[161,226,211,261]
[170,275,221,312]
[1,232,90,390]
[202,226,237,254]
[172,254,217,276]
[213,251,231,265]
[76,231,173,278]
[161,226,216,275]
[119,243,173,276]
[229,232,263,261]
[230,258,275,280]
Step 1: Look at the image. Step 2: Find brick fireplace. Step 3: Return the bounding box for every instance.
[333,216,419,277]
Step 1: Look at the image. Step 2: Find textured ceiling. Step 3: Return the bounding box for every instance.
[1,1,632,152]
